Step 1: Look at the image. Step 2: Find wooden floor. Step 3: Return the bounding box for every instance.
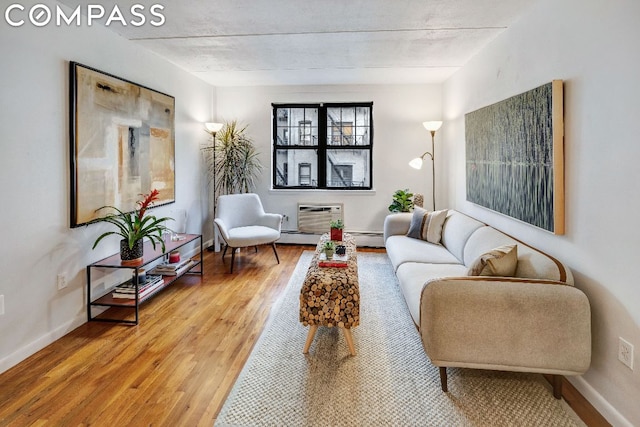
[0,244,607,426]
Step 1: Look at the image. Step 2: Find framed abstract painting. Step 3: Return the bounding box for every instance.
[69,62,175,227]
[465,80,564,234]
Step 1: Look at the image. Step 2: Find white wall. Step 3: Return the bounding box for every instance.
[0,1,214,372]
[442,0,640,424]
[216,84,442,245]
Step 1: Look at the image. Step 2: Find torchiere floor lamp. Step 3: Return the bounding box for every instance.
[205,122,223,251]
[409,121,443,211]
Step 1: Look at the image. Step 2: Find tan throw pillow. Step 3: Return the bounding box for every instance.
[467,244,518,276]
[406,208,448,244]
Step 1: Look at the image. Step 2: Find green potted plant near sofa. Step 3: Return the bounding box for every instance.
[88,189,173,264]
[388,189,414,212]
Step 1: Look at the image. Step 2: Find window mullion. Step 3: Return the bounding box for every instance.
[317,105,327,188]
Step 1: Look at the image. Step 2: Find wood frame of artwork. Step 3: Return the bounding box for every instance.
[465,80,564,234]
[69,62,175,228]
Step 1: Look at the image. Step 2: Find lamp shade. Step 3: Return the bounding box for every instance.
[205,122,223,133]
[422,121,443,132]
[409,157,423,169]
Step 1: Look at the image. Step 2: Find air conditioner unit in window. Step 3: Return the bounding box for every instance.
[297,203,343,234]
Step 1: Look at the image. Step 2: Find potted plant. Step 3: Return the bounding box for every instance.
[388,189,414,212]
[205,120,263,196]
[88,189,173,264]
[330,219,344,241]
[323,240,336,259]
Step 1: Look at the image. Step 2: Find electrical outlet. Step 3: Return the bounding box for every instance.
[618,337,634,370]
[57,274,67,290]
[0,295,4,315]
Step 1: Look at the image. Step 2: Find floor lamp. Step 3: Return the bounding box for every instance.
[205,122,223,250]
[409,121,443,211]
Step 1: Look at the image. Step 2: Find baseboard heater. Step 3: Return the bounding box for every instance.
[280,229,384,248]
[297,203,343,234]
[282,230,382,237]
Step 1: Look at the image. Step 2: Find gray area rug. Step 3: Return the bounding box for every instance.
[215,252,581,426]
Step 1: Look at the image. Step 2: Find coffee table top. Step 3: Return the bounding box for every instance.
[299,233,359,329]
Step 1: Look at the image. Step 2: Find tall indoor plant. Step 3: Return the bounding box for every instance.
[88,189,173,263]
[207,120,262,196]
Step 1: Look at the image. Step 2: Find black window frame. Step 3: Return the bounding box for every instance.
[272,102,373,190]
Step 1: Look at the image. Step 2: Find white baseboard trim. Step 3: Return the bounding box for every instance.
[0,313,86,375]
[568,376,632,426]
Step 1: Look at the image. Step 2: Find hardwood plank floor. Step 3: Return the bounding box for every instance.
[0,244,605,426]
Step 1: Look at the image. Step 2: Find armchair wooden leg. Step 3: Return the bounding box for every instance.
[272,242,280,264]
[229,247,236,273]
[222,244,228,259]
[439,367,448,392]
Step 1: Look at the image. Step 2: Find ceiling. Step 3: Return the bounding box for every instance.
[58,0,537,86]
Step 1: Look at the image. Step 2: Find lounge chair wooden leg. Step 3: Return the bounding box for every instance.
[439,367,448,392]
[272,242,280,264]
[222,244,228,259]
[552,375,562,399]
[229,247,236,273]
[255,246,258,253]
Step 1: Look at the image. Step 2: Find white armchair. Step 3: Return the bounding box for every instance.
[214,193,282,273]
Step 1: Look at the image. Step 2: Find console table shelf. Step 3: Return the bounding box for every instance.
[87,233,203,324]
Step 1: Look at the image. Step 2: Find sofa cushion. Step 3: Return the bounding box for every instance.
[396,262,469,325]
[467,244,518,276]
[440,211,485,263]
[464,226,570,282]
[406,208,448,244]
[386,235,460,271]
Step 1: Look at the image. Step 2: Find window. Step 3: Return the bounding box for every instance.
[272,102,373,190]
[332,164,353,186]
[299,120,313,145]
[298,163,312,186]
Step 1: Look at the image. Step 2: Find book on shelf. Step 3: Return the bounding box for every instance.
[112,275,163,299]
[114,275,163,292]
[148,259,195,276]
[166,258,193,270]
[113,277,165,299]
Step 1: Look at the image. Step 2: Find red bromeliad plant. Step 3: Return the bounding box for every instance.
[89,189,173,253]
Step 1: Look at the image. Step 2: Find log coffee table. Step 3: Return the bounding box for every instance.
[299,233,359,356]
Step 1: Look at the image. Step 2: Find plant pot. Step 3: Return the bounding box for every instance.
[330,228,343,242]
[324,249,334,260]
[120,239,143,263]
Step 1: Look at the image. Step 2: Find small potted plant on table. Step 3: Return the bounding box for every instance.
[323,240,336,260]
[88,189,173,264]
[330,219,344,242]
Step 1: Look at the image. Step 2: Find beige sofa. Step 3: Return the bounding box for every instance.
[383,210,591,398]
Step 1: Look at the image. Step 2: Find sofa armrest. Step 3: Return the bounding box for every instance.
[419,277,591,375]
[383,213,413,243]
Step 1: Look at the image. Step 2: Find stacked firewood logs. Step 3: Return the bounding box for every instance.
[300,234,359,329]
